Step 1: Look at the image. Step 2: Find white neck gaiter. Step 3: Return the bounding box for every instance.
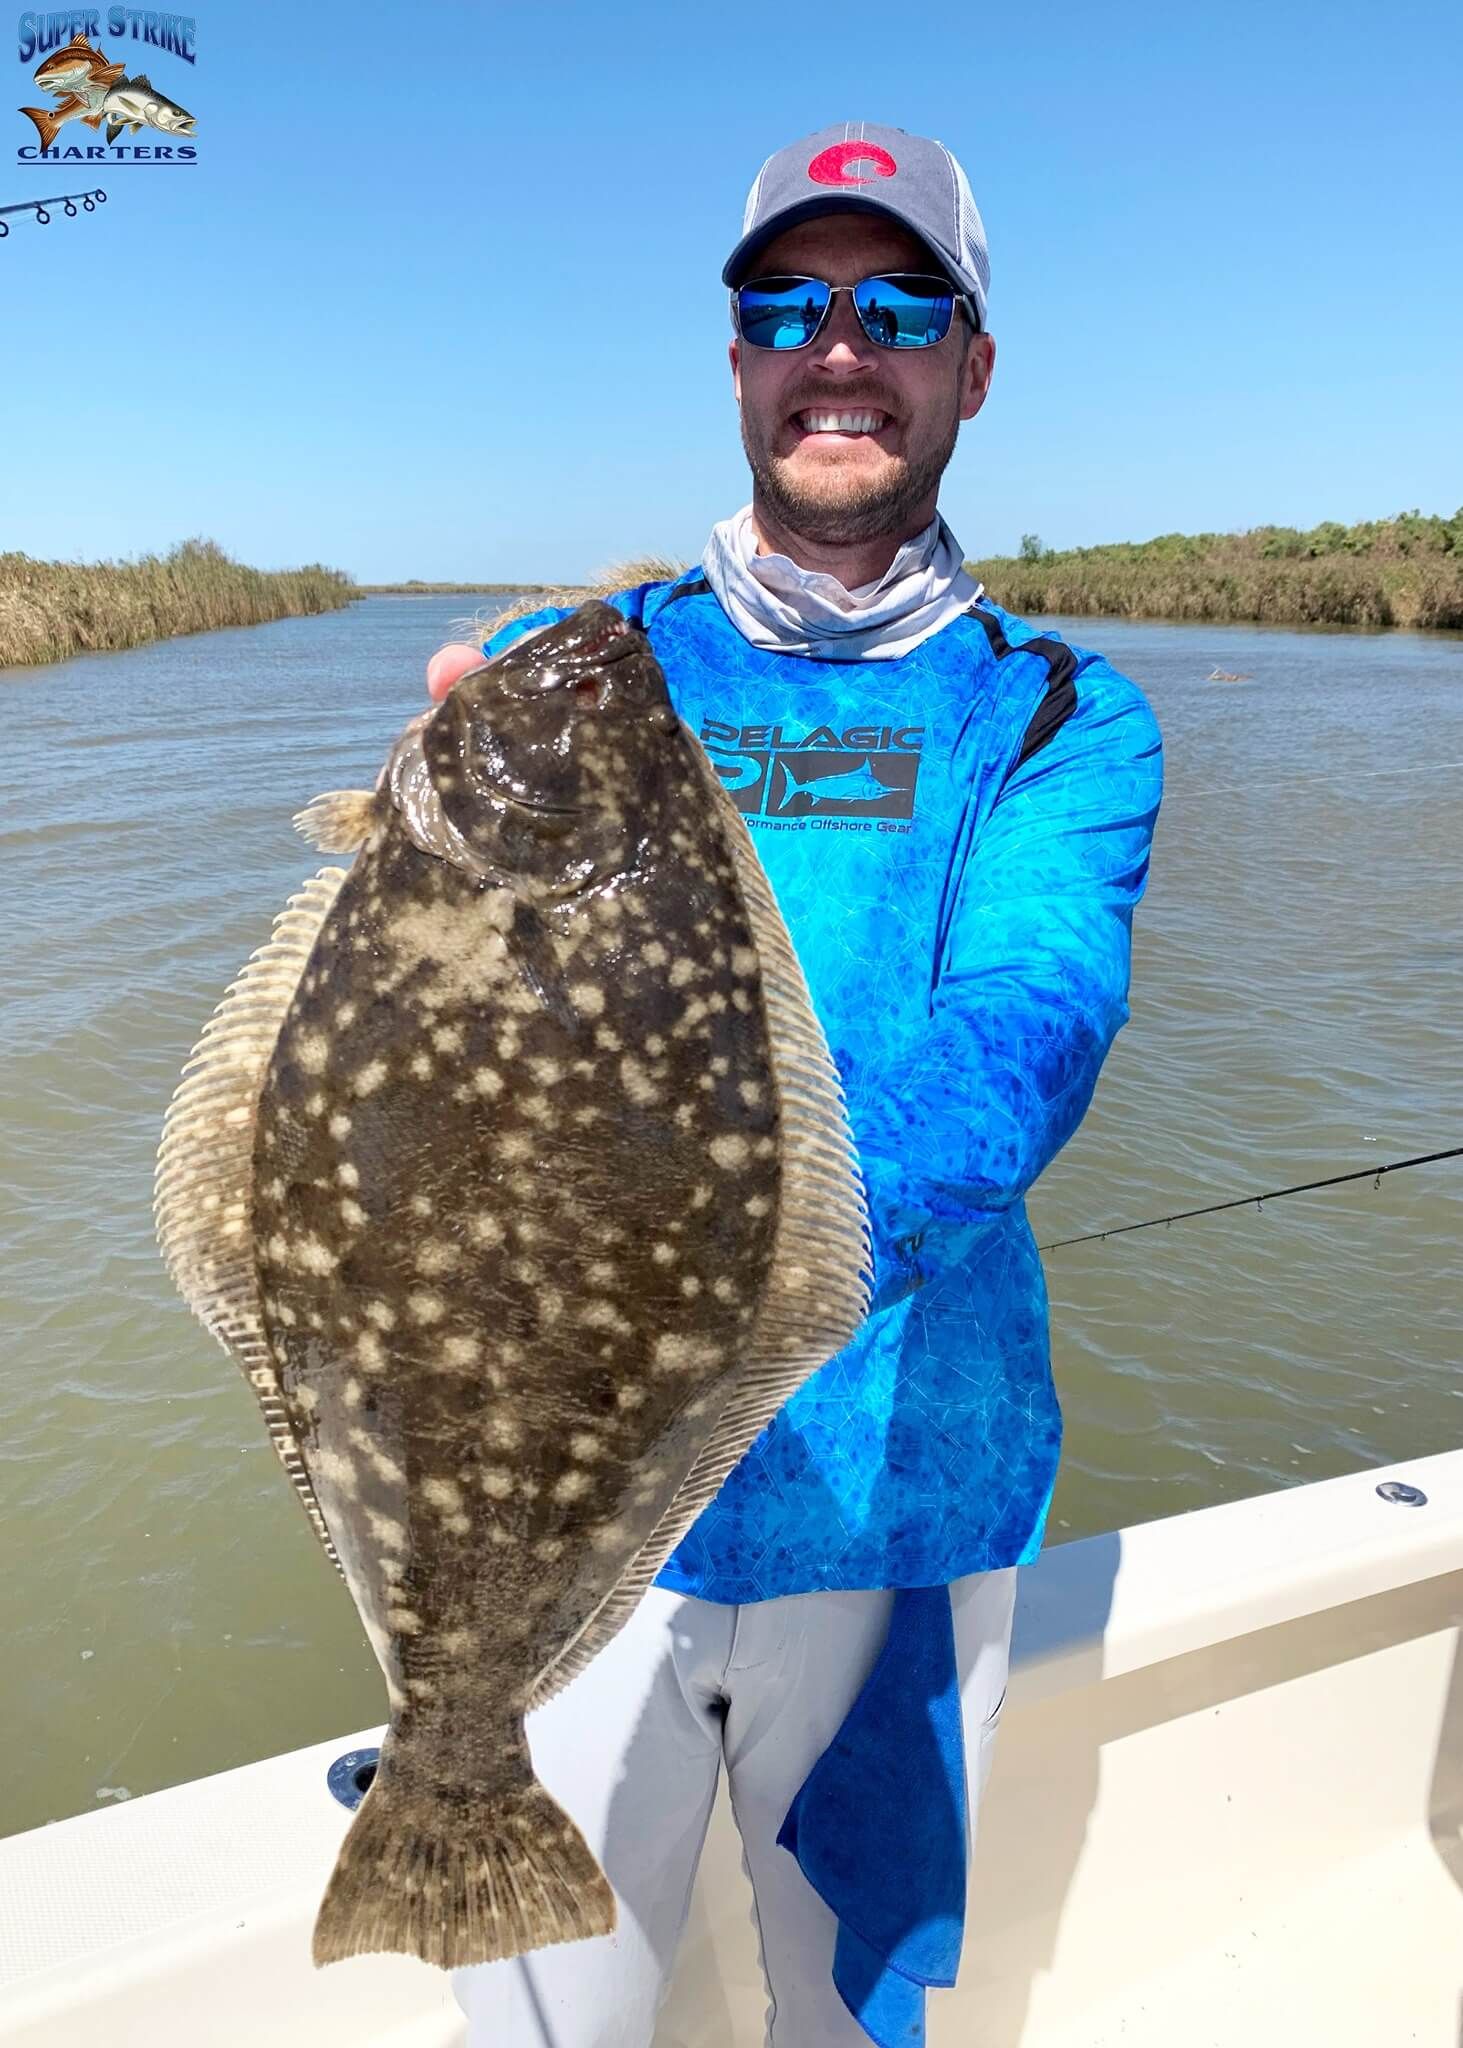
[701,505,982,662]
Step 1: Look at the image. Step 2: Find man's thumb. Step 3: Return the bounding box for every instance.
[426,642,487,704]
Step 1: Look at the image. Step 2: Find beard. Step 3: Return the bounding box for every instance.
[739,395,962,548]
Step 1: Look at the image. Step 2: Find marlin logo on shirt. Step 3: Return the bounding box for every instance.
[699,718,924,828]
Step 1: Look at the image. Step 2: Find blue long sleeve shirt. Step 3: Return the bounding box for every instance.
[482,573,1163,1603]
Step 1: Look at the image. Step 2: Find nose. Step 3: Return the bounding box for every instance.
[811,289,877,373]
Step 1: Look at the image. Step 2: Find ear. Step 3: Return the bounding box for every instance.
[729,335,742,404]
[959,331,996,423]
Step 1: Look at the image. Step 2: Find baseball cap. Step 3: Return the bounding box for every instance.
[723,122,990,330]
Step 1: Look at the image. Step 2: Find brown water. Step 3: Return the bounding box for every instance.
[3,598,1460,1837]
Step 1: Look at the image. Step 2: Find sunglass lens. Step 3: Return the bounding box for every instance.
[737,278,830,349]
[854,276,955,348]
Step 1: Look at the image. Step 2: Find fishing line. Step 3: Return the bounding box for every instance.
[1038,1145,1463,1252]
[0,188,106,236]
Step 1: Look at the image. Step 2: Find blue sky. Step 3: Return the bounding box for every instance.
[2,0,1460,583]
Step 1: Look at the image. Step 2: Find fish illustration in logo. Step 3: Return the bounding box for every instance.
[100,74,196,144]
[19,30,125,152]
[783,757,899,806]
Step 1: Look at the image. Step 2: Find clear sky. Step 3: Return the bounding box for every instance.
[2,0,1460,583]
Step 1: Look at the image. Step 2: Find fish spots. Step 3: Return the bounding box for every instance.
[410,1194,434,1219]
[713,1278,738,1303]
[594,1025,622,1053]
[294,1384,320,1414]
[481,1468,514,1500]
[407,1290,445,1325]
[340,1198,367,1228]
[410,1052,433,1080]
[739,1081,764,1108]
[473,1068,503,1098]
[710,1134,751,1171]
[442,1333,481,1370]
[329,1112,352,1140]
[387,1606,423,1635]
[295,1032,329,1074]
[343,1378,363,1409]
[616,1383,647,1411]
[680,1275,702,1297]
[352,1059,389,1097]
[642,941,668,968]
[313,1449,356,1499]
[534,1536,565,1562]
[520,1094,551,1123]
[652,1333,723,1376]
[336,1161,360,1189]
[416,1242,461,1277]
[540,1287,564,1324]
[442,1628,476,1655]
[432,1024,464,1054]
[529,1058,562,1086]
[568,1432,604,1462]
[423,1477,464,1515]
[356,1329,387,1373]
[586,1259,617,1287]
[590,1517,633,1550]
[745,1194,772,1218]
[366,1509,407,1551]
[487,1414,522,1450]
[553,1469,593,1504]
[305,1092,327,1118]
[336,1003,357,1029]
[500,1133,532,1164]
[620,1057,659,1106]
[731,946,758,978]
[669,957,696,988]
[468,1212,504,1248]
[690,1185,713,1209]
[297,1236,339,1275]
[364,1300,396,1331]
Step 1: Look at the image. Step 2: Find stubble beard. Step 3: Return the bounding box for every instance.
[740,400,961,549]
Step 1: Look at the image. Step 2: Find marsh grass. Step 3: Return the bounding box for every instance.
[0,538,357,669]
[969,511,1463,630]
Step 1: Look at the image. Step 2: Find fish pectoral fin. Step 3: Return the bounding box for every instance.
[155,864,351,1581]
[105,120,122,143]
[506,900,578,1032]
[293,788,378,854]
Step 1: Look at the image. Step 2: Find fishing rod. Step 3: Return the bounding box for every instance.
[1038,1144,1463,1252]
[0,188,106,236]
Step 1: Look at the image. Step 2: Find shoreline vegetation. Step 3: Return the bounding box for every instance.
[966,510,1463,631]
[0,540,355,670]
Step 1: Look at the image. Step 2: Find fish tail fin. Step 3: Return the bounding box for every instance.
[21,106,62,151]
[312,1732,615,1970]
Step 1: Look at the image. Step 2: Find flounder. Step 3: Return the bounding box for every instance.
[155,601,869,1970]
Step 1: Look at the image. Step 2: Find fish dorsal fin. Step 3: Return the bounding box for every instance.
[130,71,153,88]
[155,867,351,1575]
[293,788,378,853]
[67,30,90,45]
[527,744,870,1709]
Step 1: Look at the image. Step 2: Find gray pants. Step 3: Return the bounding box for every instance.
[452,1569,1018,2048]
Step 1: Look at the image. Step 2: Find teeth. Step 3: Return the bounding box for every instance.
[799,411,886,434]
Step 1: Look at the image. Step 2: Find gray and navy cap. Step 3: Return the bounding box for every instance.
[723,122,991,329]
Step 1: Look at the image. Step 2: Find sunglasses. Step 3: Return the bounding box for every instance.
[733,272,977,352]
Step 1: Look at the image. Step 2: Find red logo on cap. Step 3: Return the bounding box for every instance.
[807,141,898,187]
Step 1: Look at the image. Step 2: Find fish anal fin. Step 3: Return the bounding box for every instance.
[293,788,378,854]
[105,120,122,143]
[81,112,104,128]
[154,865,351,1577]
[527,747,870,1710]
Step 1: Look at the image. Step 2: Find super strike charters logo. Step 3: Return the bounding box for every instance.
[700,717,924,834]
[16,10,196,164]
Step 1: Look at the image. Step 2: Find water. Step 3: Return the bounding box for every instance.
[3,598,1460,1837]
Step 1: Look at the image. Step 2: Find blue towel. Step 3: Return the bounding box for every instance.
[777,1586,966,2048]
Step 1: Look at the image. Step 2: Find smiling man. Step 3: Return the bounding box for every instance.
[442,124,1163,2048]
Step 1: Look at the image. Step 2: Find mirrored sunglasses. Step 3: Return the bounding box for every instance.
[733,272,975,352]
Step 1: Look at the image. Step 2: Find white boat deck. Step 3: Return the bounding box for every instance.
[2,1448,1460,2046]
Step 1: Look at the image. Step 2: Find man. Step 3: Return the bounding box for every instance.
[434,123,1162,2048]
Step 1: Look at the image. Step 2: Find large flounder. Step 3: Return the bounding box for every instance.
[155,601,868,1971]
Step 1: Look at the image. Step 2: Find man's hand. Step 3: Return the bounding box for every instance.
[426,643,485,703]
